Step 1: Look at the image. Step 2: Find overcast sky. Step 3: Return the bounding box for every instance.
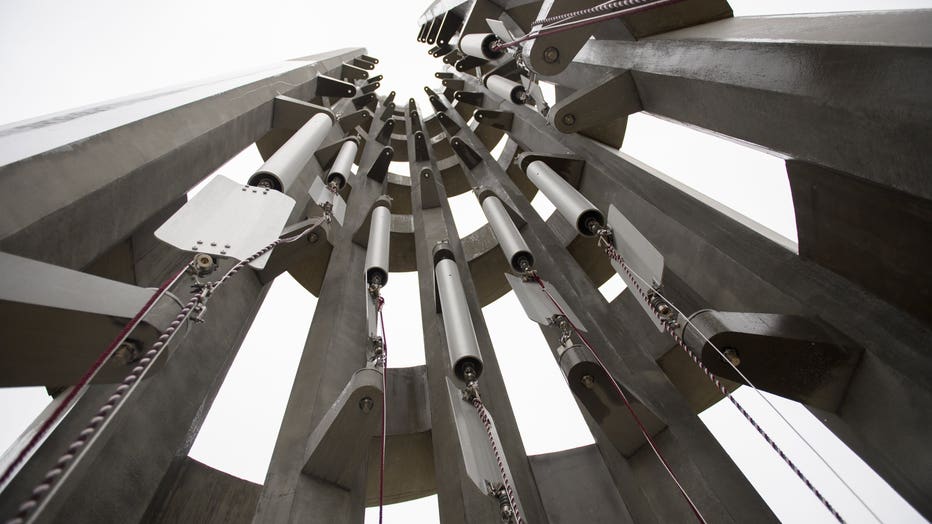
[1,0,930,522]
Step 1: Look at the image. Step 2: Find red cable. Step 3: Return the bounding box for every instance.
[377,295,388,524]
[531,274,707,523]
[0,265,187,488]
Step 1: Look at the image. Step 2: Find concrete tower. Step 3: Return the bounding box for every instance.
[0,1,929,523]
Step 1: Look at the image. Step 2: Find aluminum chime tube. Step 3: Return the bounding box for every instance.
[485,75,527,105]
[248,112,334,192]
[460,33,505,60]
[365,203,391,286]
[525,160,605,236]
[327,139,358,188]
[433,243,484,382]
[479,193,534,272]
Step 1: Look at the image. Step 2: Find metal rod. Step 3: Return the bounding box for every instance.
[365,204,391,286]
[434,251,484,382]
[525,160,604,236]
[480,194,534,271]
[328,139,358,188]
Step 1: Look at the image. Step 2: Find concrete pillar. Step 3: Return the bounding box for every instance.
[560,10,932,201]
[470,78,932,518]
[405,100,547,524]
[433,95,776,522]
[251,99,387,524]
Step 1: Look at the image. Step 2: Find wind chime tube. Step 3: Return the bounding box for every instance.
[460,33,505,60]
[365,204,392,286]
[248,112,334,192]
[327,139,358,188]
[433,245,484,382]
[525,160,604,236]
[479,194,534,271]
[485,75,527,105]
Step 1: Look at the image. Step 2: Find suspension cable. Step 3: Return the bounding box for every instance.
[532,0,663,26]
[492,0,685,51]
[7,219,325,524]
[377,293,388,524]
[529,274,707,523]
[469,389,525,524]
[597,236,852,523]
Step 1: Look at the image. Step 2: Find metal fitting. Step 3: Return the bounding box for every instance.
[581,374,595,390]
[359,396,374,413]
[723,347,741,367]
[191,253,217,277]
[562,113,576,126]
[543,46,559,63]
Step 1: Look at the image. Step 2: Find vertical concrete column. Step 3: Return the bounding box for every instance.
[0,200,269,524]
[469,78,932,518]
[405,100,546,524]
[251,97,388,524]
[434,94,776,522]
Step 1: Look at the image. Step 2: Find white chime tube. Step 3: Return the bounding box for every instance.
[480,194,534,271]
[526,160,604,236]
[327,139,357,188]
[434,246,484,382]
[460,33,504,60]
[365,204,391,286]
[485,75,527,105]
[248,112,333,192]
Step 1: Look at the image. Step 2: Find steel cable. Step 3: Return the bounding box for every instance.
[470,391,524,524]
[530,274,707,523]
[598,237,848,523]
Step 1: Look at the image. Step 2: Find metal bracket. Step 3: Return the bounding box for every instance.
[548,70,641,148]
[474,109,513,131]
[605,204,665,331]
[443,51,464,66]
[337,109,372,134]
[383,91,396,106]
[435,10,464,46]
[315,74,357,99]
[375,119,395,145]
[431,44,454,57]
[366,74,383,84]
[414,131,431,162]
[522,0,605,77]
[341,62,369,82]
[351,57,376,70]
[379,103,396,122]
[429,94,448,113]
[504,273,586,330]
[360,54,379,64]
[456,55,489,72]
[308,176,347,226]
[450,137,482,169]
[269,96,335,132]
[436,112,462,136]
[155,175,295,270]
[435,72,455,79]
[419,168,442,209]
[364,146,394,182]
[454,91,485,106]
[361,81,380,95]
[441,78,465,92]
[352,93,377,111]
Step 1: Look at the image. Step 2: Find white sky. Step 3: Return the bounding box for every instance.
[1,0,930,522]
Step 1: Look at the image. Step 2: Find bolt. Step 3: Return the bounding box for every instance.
[581,374,595,390]
[543,46,559,63]
[210,242,217,247]
[196,240,203,244]
[308,233,319,243]
[224,244,230,248]
[657,303,671,316]
[359,396,374,413]
[723,347,741,367]
[562,113,576,126]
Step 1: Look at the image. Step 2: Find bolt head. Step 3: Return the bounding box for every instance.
[562,113,576,126]
[581,374,595,389]
[359,396,374,413]
[543,46,559,63]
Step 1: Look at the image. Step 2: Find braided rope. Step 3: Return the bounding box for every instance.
[7,219,325,524]
[470,391,524,524]
[532,0,654,26]
[0,266,186,490]
[599,239,846,523]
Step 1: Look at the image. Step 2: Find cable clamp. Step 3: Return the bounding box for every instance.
[486,481,516,523]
